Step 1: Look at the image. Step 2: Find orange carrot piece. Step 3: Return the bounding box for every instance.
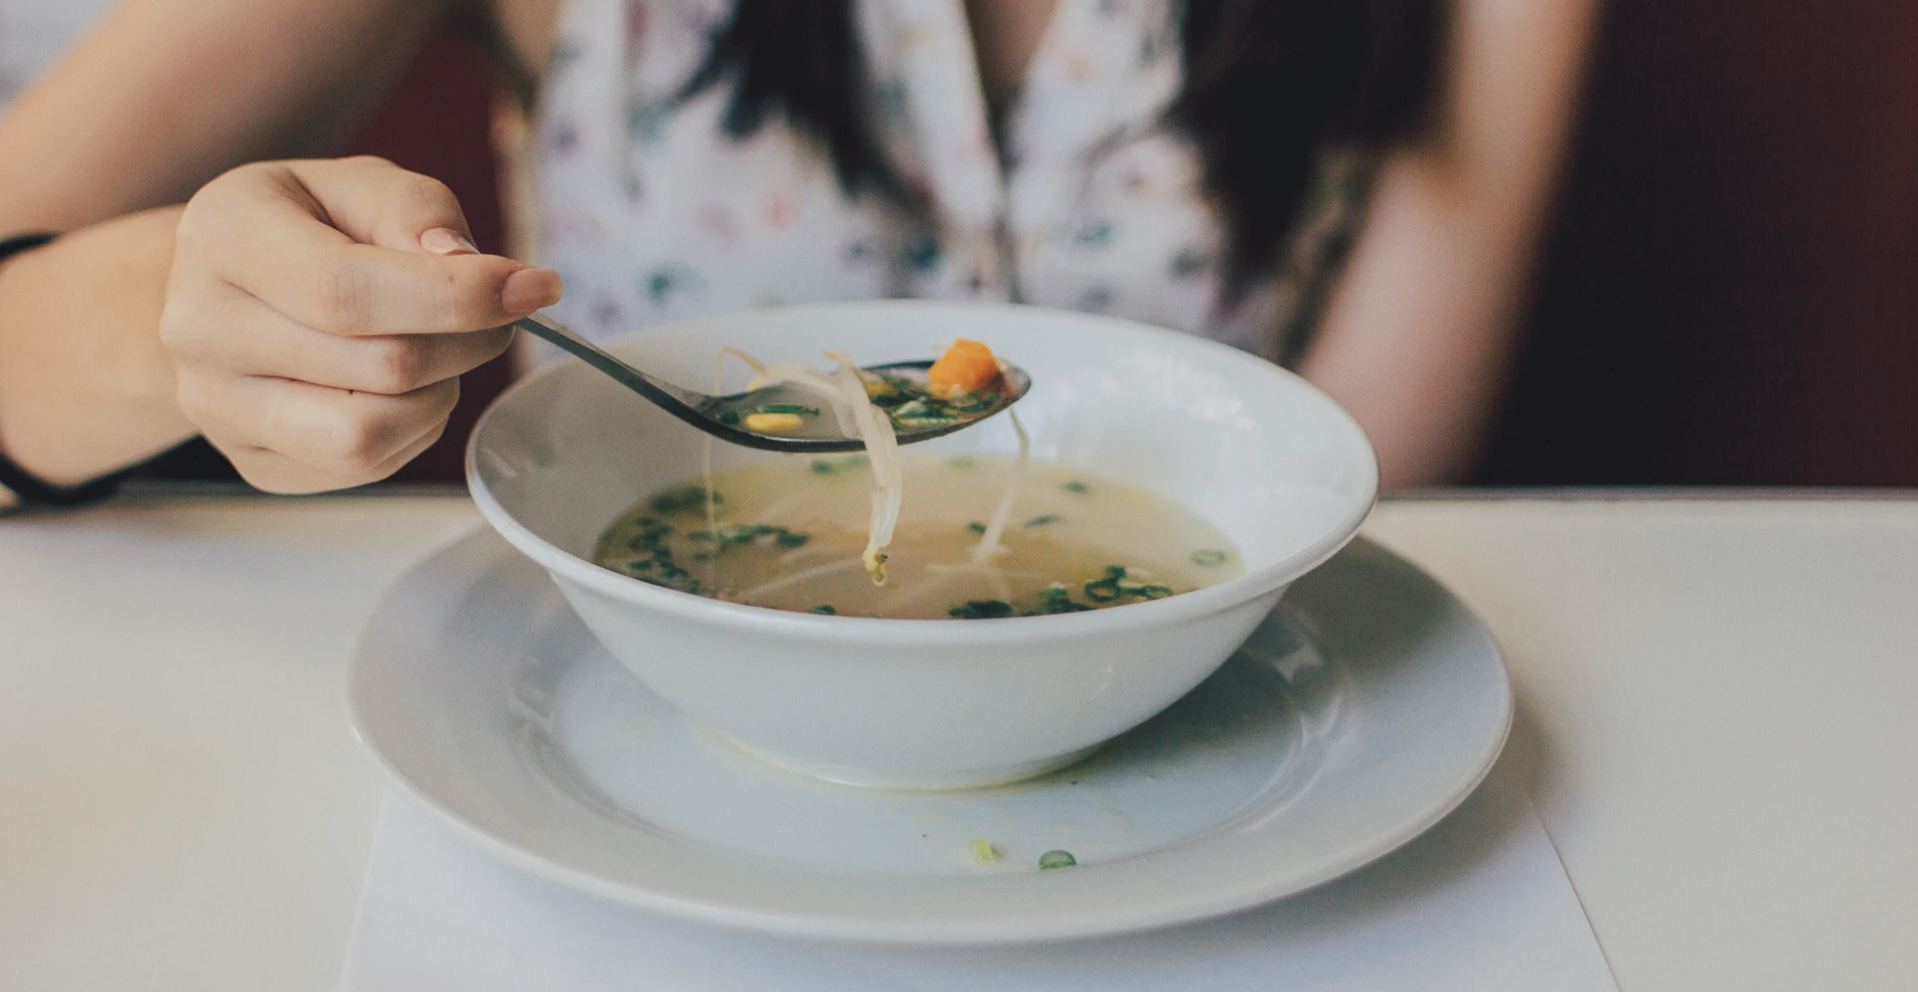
[927,338,1000,394]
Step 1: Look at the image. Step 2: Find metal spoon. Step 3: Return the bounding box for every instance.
[513,313,1031,453]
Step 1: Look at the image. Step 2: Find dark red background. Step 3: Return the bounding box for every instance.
[341,39,515,485]
[329,2,1918,487]
[1479,0,1918,486]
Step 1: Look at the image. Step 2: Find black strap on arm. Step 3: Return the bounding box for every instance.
[0,232,133,508]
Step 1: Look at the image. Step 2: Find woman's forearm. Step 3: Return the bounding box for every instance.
[0,0,480,501]
[1297,0,1597,489]
[0,207,195,488]
[1298,153,1537,489]
[0,0,454,235]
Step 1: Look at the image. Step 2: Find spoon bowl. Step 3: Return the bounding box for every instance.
[514,313,1030,452]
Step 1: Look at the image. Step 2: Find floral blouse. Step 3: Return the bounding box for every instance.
[533,0,1376,361]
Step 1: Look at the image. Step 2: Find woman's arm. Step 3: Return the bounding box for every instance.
[1297,0,1599,489]
[0,210,191,489]
[0,0,456,233]
[0,0,455,493]
[0,0,560,497]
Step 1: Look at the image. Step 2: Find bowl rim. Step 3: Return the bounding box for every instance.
[466,300,1378,643]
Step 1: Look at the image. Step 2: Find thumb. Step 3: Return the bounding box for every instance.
[415,225,561,317]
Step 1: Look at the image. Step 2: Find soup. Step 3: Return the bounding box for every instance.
[709,337,1018,583]
[593,452,1243,619]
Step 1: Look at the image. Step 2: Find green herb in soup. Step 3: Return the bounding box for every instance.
[809,455,868,475]
[947,599,1015,619]
[648,485,718,515]
[1038,849,1078,870]
[592,453,1242,620]
[863,371,998,429]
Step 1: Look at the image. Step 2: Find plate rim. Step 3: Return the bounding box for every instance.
[348,529,1512,944]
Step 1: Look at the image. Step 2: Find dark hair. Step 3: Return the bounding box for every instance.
[683,0,1444,297]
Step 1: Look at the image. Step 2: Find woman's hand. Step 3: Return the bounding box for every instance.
[160,156,561,493]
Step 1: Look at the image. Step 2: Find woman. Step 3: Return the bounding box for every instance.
[0,0,1595,500]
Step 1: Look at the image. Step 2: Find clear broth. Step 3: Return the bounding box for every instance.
[593,453,1243,619]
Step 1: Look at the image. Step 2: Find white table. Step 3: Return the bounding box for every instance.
[2,491,1913,991]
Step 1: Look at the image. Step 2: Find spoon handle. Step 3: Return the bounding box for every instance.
[512,314,710,414]
[509,312,1020,454]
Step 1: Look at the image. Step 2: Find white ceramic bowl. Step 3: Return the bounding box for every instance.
[467,301,1376,788]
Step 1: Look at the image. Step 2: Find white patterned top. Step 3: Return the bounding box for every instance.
[532,0,1374,360]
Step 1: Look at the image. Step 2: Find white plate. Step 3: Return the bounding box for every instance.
[348,529,1511,944]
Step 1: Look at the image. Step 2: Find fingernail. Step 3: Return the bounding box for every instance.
[421,227,481,255]
[501,267,563,315]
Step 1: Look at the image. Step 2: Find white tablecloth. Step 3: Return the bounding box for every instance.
[4,492,1914,991]
[339,755,1613,991]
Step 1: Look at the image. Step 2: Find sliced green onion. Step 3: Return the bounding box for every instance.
[809,455,870,475]
[893,415,961,430]
[1034,587,1092,614]
[625,517,673,550]
[948,600,1014,619]
[1038,849,1077,870]
[649,486,720,514]
[1191,549,1229,566]
[969,839,996,863]
[1083,566,1128,603]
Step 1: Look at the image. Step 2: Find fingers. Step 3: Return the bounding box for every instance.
[234,410,451,495]
[221,418,449,495]
[285,155,474,253]
[165,286,513,394]
[177,158,562,336]
[181,372,460,493]
[164,155,561,494]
